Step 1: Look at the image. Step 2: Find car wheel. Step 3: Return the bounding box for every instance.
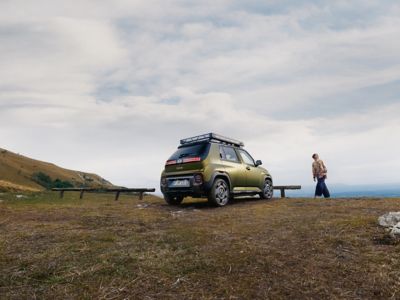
[260,179,273,200]
[164,194,184,205]
[208,178,230,207]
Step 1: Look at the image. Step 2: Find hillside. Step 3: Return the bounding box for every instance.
[0,148,113,191]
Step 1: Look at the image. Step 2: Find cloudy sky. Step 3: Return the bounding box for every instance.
[1,0,399,191]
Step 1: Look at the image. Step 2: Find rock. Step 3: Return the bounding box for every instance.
[16,194,28,199]
[390,222,400,239]
[378,212,400,228]
[171,210,183,218]
[136,204,150,209]
[378,212,400,239]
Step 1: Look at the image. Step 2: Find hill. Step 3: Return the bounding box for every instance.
[0,148,113,192]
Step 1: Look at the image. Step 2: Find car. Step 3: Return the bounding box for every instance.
[160,133,273,206]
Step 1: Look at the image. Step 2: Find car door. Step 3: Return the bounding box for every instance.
[237,149,262,191]
[219,145,247,190]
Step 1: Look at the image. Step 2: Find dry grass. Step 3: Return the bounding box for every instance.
[0,180,41,193]
[1,192,400,299]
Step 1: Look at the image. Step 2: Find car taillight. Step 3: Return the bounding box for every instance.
[182,157,201,163]
[165,157,201,166]
[194,174,203,185]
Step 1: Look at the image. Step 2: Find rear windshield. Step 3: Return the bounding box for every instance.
[169,143,210,160]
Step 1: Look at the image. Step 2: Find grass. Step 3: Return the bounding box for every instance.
[1,192,400,299]
[0,180,41,193]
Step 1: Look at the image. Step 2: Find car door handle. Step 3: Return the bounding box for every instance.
[246,166,251,170]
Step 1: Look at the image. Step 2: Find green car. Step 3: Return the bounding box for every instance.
[160,133,273,206]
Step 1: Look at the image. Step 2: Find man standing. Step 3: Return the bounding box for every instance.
[312,153,330,198]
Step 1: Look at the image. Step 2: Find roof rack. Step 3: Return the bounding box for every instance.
[180,133,244,147]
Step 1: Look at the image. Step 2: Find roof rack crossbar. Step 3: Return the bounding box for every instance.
[180,133,244,147]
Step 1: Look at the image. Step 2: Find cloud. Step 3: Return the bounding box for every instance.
[0,0,399,192]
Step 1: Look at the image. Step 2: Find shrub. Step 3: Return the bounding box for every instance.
[53,179,74,189]
[32,172,53,189]
[32,172,74,190]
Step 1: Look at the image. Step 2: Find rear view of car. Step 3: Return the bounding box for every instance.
[160,134,213,205]
[160,133,273,206]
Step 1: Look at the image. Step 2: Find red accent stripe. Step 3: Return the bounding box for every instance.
[165,157,201,166]
[182,157,201,163]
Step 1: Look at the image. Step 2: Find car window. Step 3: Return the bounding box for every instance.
[169,143,210,160]
[238,149,255,166]
[220,146,239,163]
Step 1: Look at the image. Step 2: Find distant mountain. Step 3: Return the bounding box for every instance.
[0,148,113,192]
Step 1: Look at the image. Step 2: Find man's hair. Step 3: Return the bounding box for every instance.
[312,153,318,159]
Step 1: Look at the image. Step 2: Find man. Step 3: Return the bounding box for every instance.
[312,153,330,198]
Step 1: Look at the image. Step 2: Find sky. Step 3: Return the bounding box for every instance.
[1,0,399,191]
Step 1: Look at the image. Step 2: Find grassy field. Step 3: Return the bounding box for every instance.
[1,192,399,299]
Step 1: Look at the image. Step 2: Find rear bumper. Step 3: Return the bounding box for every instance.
[160,175,212,197]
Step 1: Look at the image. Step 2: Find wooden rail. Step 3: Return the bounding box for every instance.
[52,188,156,201]
[273,185,301,198]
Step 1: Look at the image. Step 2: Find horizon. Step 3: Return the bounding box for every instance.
[2,145,400,198]
[1,1,399,191]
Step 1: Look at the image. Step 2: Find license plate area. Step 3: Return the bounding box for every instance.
[168,179,191,188]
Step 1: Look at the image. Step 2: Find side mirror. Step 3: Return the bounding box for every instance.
[255,160,262,167]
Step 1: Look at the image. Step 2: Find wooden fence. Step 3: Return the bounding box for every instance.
[52,188,156,201]
[52,185,301,201]
[273,185,302,198]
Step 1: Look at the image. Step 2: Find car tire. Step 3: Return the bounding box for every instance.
[208,178,230,207]
[260,179,273,200]
[164,194,184,205]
